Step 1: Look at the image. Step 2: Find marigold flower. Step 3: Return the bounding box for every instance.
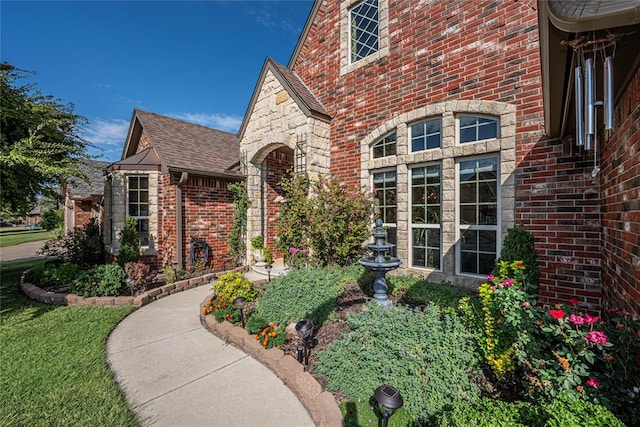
[576,386,585,393]
[568,314,585,325]
[549,309,565,319]
[586,377,600,388]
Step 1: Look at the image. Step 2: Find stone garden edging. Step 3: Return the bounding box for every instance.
[199,294,345,427]
[19,266,248,307]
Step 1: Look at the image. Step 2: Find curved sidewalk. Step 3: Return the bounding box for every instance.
[106,284,314,427]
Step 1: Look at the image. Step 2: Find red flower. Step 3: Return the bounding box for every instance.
[568,298,579,306]
[549,309,565,319]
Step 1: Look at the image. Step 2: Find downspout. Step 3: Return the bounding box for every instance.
[176,172,188,268]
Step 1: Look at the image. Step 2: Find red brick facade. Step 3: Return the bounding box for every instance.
[601,67,640,318]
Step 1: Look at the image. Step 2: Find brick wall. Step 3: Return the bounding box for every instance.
[292,0,543,183]
[265,148,293,259]
[601,66,640,319]
[287,0,616,306]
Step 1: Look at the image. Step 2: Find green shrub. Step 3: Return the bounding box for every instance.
[493,225,539,295]
[227,181,247,264]
[245,265,358,333]
[543,392,625,427]
[275,173,372,267]
[315,302,481,424]
[161,265,188,284]
[387,275,471,306]
[211,271,257,302]
[69,264,125,297]
[251,235,264,250]
[41,207,62,230]
[38,218,105,268]
[436,399,542,427]
[117,217,140,267]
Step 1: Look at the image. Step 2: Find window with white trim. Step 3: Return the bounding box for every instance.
[372,131,396,158]
[458,157,498,275]
[373,170,396,224]
[350,0,379,63]
[459,115,498,144]
[127,175,149,246]
[410,118,441,152]
[411,164,441,269]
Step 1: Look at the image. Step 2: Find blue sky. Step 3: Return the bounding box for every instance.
[1,0,314,162]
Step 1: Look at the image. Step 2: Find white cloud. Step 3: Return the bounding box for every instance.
[168,112,243,133]
[81,118,130,147]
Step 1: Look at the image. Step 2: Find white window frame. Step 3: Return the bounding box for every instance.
[409,162,442,271]
[457,114,499,144]
[409,117,442,153]
[455,155,501,277]
[372,168,397,226]
[126,175,150,247]
[371,131,397,159]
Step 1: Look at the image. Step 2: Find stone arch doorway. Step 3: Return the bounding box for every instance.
[246,144,294,262]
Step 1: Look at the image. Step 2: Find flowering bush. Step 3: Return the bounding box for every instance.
[461,260,535,379]
[253,322,286,349]
[203,295,240,323]
[275,172,373,267]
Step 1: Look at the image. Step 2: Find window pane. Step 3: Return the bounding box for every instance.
[427,134,440,149]
[426,186,440,204]
[460,183,476,203]
[479,253,496,275]
[461,251,477,274]
[412,187,425,204]
[385,207,396,223]
[129,205,138,216]
[479,122,497,140]
[411,119,441,152]
[460,116,476,127]
[460,205,476,225]
[413,228,426,246]
[426,206,440,224]
[478,158,498,180]
[460,127,476,144]
[373,145,384,158]
[412,206,426,224]
[426,248,440,269]
[351,0,379,62]
[459,116,498,143]
[479,205,497,225]
[461,230,477,251]
[479,230,496,253]
[129,191,138,203]
[427,229,441,247]
[413,247,425,267]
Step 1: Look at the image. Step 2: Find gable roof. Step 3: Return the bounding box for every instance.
[238,57,330,140]
[67,159,109,200]
[120,109,242,179]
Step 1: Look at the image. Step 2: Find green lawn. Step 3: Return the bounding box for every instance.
[0,260,138,426]
[0,229,55,247]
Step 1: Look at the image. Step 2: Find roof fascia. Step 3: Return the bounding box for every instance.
[166,166,244,181]
[237,58,329,141]
[120,109,142,160]
[288,0,322,68]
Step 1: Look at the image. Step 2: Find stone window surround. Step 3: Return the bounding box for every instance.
[340,0,389,76]
[360,100,516,288]
[104,170,159,257]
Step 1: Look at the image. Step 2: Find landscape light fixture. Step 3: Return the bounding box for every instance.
[265,264,272,282]
[124,276,135,295]
[233,296,246,328]
[295,318,314,369]
[374,384,403,427]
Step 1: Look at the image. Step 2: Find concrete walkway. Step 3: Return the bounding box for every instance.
[106,283,315,427]
[0,240,49,264]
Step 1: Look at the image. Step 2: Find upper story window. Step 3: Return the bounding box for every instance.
[350,0,379,63]
[372,131,396,158]
[459,115,498,144]
[127,175,149,246]
[410,118,442,152]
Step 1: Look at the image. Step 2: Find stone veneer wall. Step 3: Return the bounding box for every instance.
[601,66,640,319]
[240,68,331,263]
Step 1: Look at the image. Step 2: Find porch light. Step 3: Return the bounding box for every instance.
[295,318,314,369]
[374,384,403,427]
[233,296,246,329]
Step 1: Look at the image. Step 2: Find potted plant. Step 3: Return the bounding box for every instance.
[251,235,266,263]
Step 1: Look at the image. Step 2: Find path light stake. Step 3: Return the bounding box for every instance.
[233,296,246,329]
[265,263,272,282]
[374,385,404,427]
[124,276,134,295]
[295,318,314,370]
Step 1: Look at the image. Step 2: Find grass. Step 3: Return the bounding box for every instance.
[0,260,138,426]
[0,229,55,247]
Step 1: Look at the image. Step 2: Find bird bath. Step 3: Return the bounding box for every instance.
[359,218,402,307]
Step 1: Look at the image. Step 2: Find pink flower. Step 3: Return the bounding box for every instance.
[301,249,309,254]
[584,313,599,324]
[568,314,585,325]
[585,331,608,345]
[586,378,600,388]
[487,274,495,282]
[549,309,565,319]
[289,247,299,255]
[273,195,286,204]
[503,279,514,287]
[521,302,530,308]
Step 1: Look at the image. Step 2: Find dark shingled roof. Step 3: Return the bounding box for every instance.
[131,110,242,179]
[67,159,109,199]
[268,59,329,119]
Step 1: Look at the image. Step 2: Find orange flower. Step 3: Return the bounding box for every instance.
[269,322,275,328]
[263,338,269,347]
[254,334,260,340]
[201,307,207,314]
[269,331,277,337]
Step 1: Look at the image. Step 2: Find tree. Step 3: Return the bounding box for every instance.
[0,62,90,216]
